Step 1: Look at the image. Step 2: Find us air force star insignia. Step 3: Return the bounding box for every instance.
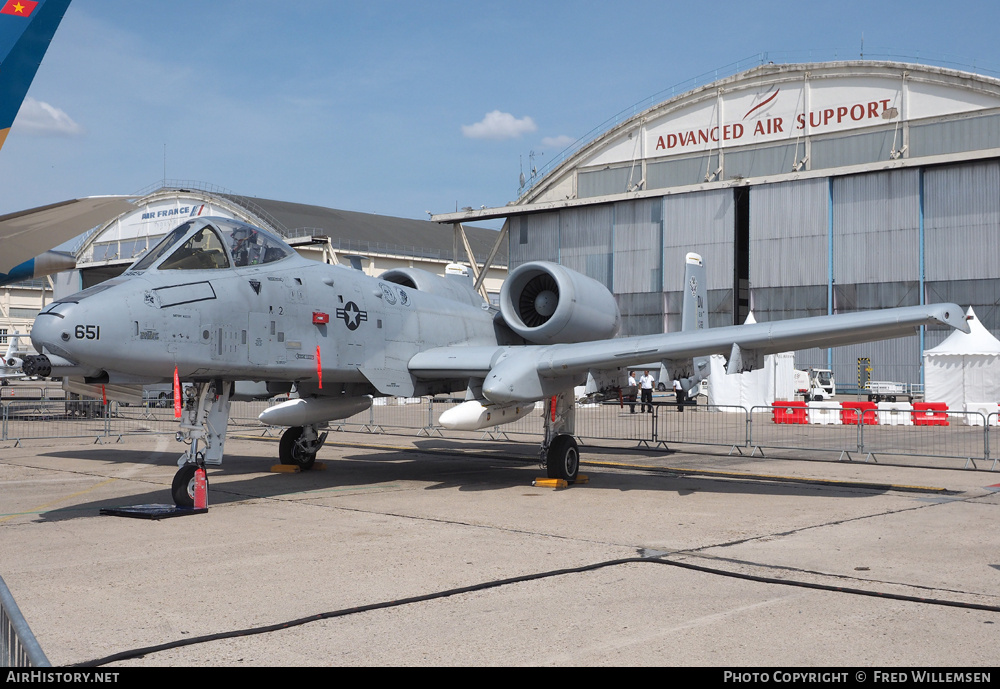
[336,301,368,330]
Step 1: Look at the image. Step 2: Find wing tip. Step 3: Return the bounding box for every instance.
[932,304,971,333]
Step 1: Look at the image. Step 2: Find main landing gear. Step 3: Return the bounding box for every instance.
[278,425,328,470]
[541,392,580,483]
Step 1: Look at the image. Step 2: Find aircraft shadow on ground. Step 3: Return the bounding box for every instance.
[30,441,888,522]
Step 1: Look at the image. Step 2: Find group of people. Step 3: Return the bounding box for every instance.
[625,370,687,413]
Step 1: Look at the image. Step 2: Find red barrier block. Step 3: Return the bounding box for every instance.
[912,402,949,426]
[772,401,808,424]
[841,401,879,425]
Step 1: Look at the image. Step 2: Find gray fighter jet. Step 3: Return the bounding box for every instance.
[17,217,968,505]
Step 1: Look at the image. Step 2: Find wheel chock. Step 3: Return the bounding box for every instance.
[533,478,567,488]
[532,474,589,488]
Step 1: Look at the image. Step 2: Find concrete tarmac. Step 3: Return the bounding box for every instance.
[1,431,998,666]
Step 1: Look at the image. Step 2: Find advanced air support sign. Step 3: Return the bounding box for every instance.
[582,70,1000,168]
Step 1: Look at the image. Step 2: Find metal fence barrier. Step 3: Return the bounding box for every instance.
[1,575,50,667]
[653,402,749,454]
[572,400,654,445]
[3,397,998,471]
[750,405,864,460]
[861,410,990,469]
[749,405,994,469]
[3,400,109,445]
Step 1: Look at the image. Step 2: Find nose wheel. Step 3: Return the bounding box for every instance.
[172,462,207,508]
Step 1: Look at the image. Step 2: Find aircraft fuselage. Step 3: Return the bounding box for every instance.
[29,220,499,397]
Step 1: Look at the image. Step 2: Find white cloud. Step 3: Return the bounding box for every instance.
[462,110,537,140]
[13,97,84,136]
[541,134,575,150]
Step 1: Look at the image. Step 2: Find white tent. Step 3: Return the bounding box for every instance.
[707,312,795,410]
[924,307,1000,410]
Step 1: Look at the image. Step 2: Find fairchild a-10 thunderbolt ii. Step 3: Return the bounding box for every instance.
[12,217,968,505]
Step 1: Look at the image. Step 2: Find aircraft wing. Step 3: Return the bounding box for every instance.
[410,303,968,403]
[0,196,134,279]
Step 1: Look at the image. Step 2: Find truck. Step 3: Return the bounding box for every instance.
[794,367,835,401]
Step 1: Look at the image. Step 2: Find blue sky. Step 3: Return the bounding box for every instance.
[3,0,1000,227]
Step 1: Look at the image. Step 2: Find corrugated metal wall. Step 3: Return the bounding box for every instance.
[613,198,661,294]
[647,154,715,190]
[508,213,559,268]
[616,292,665,336]
[832,168,920,286]
[663,189,734,292]
[810,126,899,169]
[724,143,796,180]
[910,112,1000,158]
[578,164,643,198]
[749,178,828,289]
[559,205,614,289]
[924,161,1000,340]
[924,161,1000,282]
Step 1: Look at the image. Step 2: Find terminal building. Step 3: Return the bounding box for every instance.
[436,60,1000,387]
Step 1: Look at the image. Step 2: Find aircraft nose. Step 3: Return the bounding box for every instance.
[26,300,109,379]
[30,309,73,356]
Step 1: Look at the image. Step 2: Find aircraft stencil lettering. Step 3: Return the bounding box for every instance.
[14,217,969,506]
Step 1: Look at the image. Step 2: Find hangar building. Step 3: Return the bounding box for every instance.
[436,60,1000,388]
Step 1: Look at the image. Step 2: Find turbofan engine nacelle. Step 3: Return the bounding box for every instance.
[499,262,620,344]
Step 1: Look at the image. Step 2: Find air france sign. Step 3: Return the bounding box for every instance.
[140,204,205,221]
[98,200,236,244]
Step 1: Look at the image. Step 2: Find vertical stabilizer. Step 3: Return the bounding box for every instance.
[0,0,72,153]
[681,252,707,332]
[680,252,709,392]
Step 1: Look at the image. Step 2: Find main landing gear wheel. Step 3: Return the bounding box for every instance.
[546,434,580,483]
[279,426,317,470]
[172,464,206,508]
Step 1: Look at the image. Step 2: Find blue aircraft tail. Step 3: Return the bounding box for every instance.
[0,0,72,153]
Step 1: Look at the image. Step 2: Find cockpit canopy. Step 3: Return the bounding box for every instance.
[129,218,294,272]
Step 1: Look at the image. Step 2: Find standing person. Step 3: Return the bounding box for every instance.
[627,371,637,413]
[639,370,655,413]
[673,378,686,413]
